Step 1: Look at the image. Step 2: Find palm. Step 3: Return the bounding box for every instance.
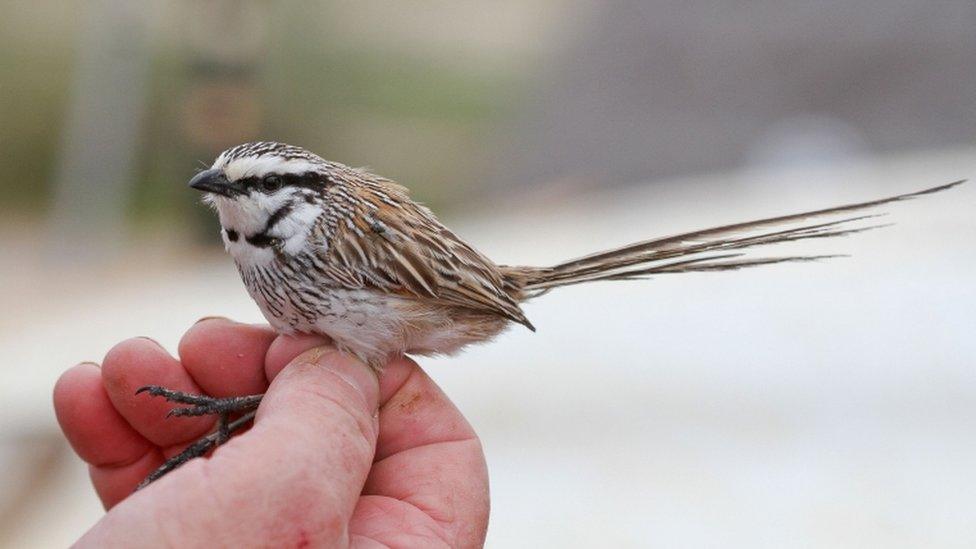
[54,319,489,547]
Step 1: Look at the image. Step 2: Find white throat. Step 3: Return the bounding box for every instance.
[211,193,322,266]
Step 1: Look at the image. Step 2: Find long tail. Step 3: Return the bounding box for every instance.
[513,180,964,297]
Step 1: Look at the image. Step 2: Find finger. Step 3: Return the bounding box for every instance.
[54,362,155,468]
[353,357,489,548]
[54,362,166,508]
[178,317,277,396]
[101,338,215,447]
[89,450,164,509]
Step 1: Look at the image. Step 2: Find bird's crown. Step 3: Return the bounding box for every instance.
[213,141,330,182]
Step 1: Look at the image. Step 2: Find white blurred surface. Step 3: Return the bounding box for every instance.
[1,148,974,547]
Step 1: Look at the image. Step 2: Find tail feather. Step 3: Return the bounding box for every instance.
[515,180,964,296]
[601,254,845,279]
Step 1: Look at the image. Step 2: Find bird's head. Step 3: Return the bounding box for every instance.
[189,141,333,260]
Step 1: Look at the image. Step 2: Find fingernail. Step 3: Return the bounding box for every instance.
[195,315,231,325]
[77,361,100,368]
[135,336,163,348]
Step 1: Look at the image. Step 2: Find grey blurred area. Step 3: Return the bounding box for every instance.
[0,1,974,547]
[495,0,976,188]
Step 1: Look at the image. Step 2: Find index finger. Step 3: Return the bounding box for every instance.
[178,317,278,396]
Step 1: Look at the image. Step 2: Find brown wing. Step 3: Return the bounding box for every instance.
[317,180,535,330]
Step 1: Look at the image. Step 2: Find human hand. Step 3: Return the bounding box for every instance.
[53,318,489,547]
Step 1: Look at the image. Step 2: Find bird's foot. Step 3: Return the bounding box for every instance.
[134,386,264,490]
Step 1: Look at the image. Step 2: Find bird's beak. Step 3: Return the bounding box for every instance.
[188,168,240,197]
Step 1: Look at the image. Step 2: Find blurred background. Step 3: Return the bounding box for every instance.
[1,1,974,547]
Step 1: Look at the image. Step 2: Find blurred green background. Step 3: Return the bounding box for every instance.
[0,2,566,237]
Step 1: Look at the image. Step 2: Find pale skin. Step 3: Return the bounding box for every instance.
[53,318,490,547]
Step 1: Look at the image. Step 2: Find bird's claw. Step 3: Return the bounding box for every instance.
[134,386,264,489]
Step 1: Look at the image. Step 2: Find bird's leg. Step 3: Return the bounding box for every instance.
[134,386,265,489]
[136,385,264,417]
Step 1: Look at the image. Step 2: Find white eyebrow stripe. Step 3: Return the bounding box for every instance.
[219,155,322,181]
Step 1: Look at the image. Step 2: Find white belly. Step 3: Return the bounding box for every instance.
[238,261,511,369]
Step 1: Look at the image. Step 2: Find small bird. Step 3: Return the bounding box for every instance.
[137,140,962,487]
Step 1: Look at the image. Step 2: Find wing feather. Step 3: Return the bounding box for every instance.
[318,184,534,329]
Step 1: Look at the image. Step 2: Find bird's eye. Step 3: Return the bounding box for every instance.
[262,175,282,192]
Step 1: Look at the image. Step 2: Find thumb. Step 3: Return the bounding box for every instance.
[236,346,381,543]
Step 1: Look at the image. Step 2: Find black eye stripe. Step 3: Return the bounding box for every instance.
[245,233,280,248]
[238,172,330,193]
[263,175,282,190]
